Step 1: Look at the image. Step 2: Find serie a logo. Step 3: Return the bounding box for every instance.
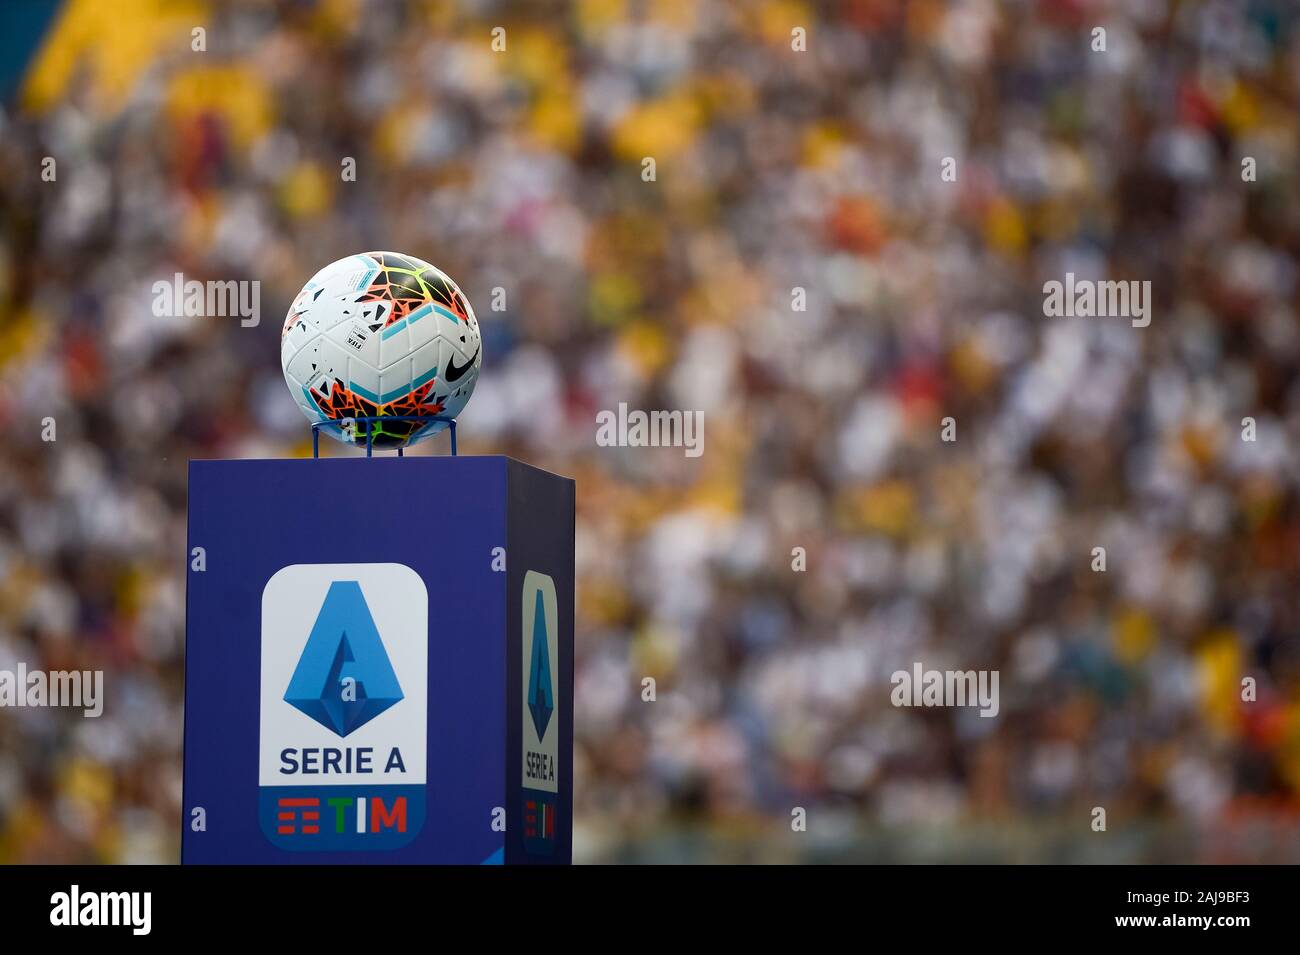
[521,571,559,855]
[259,564,428,850]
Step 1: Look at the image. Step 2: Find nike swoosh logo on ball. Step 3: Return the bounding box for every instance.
[445,346,479,383]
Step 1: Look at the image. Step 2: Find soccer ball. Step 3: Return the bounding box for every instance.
[280,252,482,448]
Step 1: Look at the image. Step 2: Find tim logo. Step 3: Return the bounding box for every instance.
[524,794,556,845]
[521,571,559,855]
[260,564,427,851]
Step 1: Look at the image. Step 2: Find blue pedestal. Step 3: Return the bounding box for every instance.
[181,456,574,864]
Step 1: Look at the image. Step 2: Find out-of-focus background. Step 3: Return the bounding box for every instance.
[1,0,1299,863]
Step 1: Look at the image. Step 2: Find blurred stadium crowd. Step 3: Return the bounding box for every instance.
[1,0,1299,862]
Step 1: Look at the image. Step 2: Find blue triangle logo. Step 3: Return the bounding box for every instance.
[285,581,403,737]
[527,589,553,740]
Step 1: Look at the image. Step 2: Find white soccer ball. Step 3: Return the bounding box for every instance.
[280,252,482,448]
